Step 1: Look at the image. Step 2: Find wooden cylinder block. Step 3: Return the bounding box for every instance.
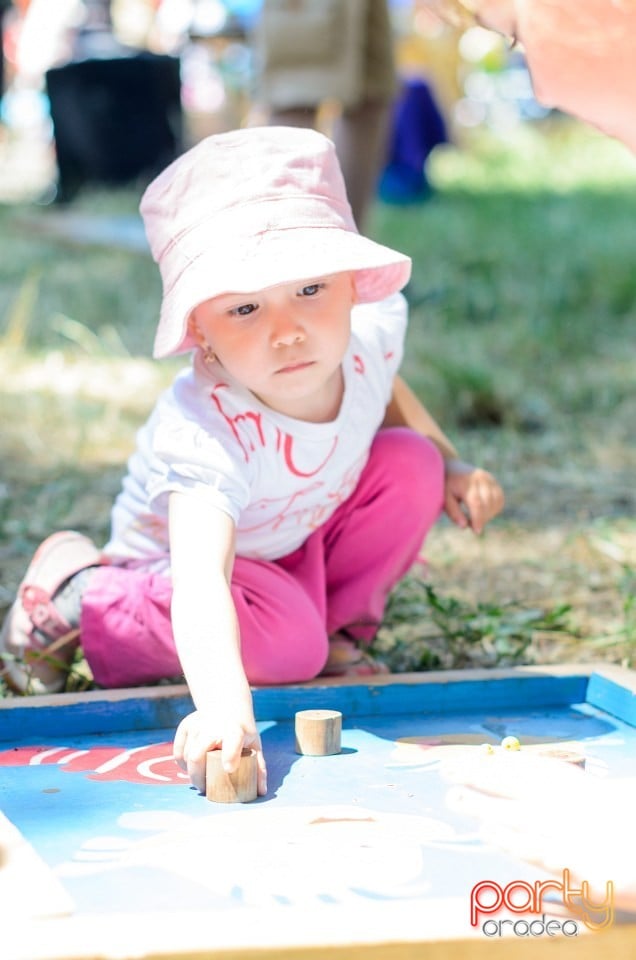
[295,709,342,756]
[539,748,586,769]
[206,748,258,803]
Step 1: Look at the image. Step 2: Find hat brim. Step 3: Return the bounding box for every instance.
[153,227,411,358]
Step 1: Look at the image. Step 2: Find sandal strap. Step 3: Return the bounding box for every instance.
[20,584,74,646]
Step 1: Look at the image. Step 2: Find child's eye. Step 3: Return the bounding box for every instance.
[230,302,257,317]
[299,283,325,297]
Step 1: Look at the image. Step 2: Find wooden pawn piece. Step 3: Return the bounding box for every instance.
[295,709,342,756]
[206,748,258,803]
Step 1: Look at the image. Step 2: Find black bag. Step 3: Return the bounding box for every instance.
[45,52,182,201]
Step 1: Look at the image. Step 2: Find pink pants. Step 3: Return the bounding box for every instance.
[81,428,444,688]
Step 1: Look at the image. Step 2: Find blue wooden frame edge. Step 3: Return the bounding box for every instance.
[0,665,614,741]
[586,668,636,726]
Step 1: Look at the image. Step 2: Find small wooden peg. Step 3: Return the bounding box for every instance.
[538,748,586,769]
[206,748,258,803]
[295,709,342,756]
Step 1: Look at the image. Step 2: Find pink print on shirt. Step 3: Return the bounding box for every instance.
[210,384,340,478]
[242,483,323,533]
[279,431,338,477]
[210,384,265,462]
[243,460,363,537]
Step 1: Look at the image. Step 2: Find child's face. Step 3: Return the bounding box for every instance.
[191,272,355,422]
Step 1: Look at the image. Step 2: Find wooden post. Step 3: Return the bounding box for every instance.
[295,709,342,756]
[205,748,258,803]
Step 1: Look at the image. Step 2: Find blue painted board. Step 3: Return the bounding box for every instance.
[2,667,635,957]
[0,668,593,741]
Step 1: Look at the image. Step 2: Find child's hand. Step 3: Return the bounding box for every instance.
[443,459,504,534]
[173,710,267,796]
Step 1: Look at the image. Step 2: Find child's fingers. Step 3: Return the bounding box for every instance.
[221,726,248,774]
[256,749,268,796]
[465,497,485,534]
[478,479,504,523]
[222,731,268,795]
[187,756,208,794]
[453,486,486,534]
[463,479,504,533]
[444,469,504,534]
[444,491,469,528]
[173,711,215,760]
[172,713,195,771]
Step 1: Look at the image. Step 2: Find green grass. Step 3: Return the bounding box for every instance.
[1,119,635,690]
[373,126,636,428]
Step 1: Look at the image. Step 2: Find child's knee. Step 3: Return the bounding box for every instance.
[242,623,328,685]
[373,427,445,498]
[232,567,328,684]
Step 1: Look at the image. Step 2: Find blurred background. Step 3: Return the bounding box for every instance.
[1,0,635,686]
[0,0,560,203]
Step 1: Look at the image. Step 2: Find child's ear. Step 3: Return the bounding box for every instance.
[187,313,205,348]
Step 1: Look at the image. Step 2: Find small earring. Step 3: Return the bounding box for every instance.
[202,345,216,364]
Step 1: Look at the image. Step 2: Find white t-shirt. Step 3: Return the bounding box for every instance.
[104,293,407,572]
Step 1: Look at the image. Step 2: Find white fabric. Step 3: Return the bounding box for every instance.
[104,294,407,571]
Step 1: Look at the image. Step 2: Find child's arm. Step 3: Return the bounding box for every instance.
[383,375,504,533]
[168,491,267,795]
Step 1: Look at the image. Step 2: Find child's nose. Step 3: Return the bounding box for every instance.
[270,312,305,347]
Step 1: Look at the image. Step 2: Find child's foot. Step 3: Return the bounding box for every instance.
[320,633,389,678]
[0,531,101,694]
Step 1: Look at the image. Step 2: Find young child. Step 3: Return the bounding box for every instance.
[0,127,504,795]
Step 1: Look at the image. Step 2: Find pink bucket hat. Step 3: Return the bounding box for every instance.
[140,126,411,358]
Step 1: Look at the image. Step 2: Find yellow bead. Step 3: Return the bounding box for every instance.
[501,735,521,751]
[480,743,496,755]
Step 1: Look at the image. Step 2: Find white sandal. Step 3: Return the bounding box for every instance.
[0,531,101,694]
